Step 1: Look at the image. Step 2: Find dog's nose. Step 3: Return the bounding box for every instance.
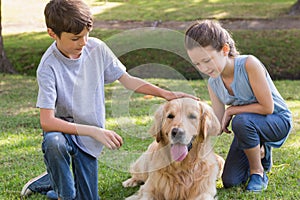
[171,128,185,140]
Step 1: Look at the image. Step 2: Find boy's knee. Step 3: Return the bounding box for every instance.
[42,132,68,154]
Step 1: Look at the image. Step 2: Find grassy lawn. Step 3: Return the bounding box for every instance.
[1,0,300,199]
[91,0,295,21]
[0,74,299,199]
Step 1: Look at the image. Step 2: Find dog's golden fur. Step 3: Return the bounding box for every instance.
[122,98,224,200]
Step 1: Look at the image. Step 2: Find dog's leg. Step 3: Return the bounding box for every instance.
[125,194,140,200]
[125,189,155,200]
[122,151,150,187]
[215,154,225,179]
[126,196,154,200]
[196,193,215,200]
[123,142,160,188]
[126,194,154,200]
[122,177,142,187]
[122,162,148,188]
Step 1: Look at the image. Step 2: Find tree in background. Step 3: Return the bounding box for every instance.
[289,0,300,15]
[0,0,15,74]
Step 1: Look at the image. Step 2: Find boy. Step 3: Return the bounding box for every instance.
[21,0,196,199]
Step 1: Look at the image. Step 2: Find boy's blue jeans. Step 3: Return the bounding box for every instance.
[222,113,291,188]
[42,132,100,200]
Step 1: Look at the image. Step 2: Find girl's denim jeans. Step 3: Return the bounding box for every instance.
[42,132,100,200]
[222,112,291,188]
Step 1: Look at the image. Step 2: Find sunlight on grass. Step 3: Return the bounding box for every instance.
[0,136,17,146]
[93,0,295,21]
[287,100,300,133]
[164,8,178,13]
[107,116,153,128]
[287,140,300,148]
[211,11,230,19]
[91,2,124,15]
[0,130,42,162]
[10,106,38,116]
[107,115,154,139]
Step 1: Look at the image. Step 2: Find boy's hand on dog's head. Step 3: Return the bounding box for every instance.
[165,91,200,101]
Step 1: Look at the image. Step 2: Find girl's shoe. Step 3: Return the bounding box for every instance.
[246,173,268,192]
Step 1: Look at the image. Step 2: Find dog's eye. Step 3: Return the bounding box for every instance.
[167,114,175,119]
[188,114,197,119]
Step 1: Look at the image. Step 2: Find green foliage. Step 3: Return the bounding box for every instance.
[3,32,53,76]
[0,74,299,199]
[233,30,300,79]
[3,29,300,79]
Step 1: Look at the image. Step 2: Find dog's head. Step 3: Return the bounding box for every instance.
[149,98,220,162]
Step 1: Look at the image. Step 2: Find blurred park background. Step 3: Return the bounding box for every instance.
[1,0,300,79]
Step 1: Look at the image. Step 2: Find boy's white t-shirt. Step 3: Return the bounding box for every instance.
[36,37,126,158]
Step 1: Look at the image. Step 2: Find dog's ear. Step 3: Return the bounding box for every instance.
[148,104,164,143]
[199,102,221,139]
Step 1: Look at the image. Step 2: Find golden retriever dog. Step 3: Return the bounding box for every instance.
[122,98,224,200]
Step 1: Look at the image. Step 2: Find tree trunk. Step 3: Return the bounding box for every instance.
[0,0,16,74]
[289,0,300,15]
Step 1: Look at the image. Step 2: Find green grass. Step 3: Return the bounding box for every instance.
[0,74,299,199]
[92,0,295,21]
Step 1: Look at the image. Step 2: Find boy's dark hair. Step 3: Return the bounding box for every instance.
[44,0,93,38]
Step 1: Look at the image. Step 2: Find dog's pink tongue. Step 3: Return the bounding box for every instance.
[171,144,188,162]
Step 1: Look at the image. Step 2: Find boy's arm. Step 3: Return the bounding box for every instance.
[40,108,122,150]
[118,73,199,101]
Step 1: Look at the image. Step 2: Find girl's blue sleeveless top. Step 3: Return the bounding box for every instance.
[208,55,292,147]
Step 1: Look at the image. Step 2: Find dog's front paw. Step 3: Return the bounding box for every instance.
[122,178,143,188]
[125,195,140,200]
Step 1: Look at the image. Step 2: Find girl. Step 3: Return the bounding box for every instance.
[184,20,292,192]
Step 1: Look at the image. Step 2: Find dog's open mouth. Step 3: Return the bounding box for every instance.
[171,144,188,162]
[171,137,195,162]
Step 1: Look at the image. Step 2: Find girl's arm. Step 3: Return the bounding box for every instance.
[39,108,123,150]
[222,56,274,133]
[226,55,274,117]
[118,73,199,101]
[208,84,226,134]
